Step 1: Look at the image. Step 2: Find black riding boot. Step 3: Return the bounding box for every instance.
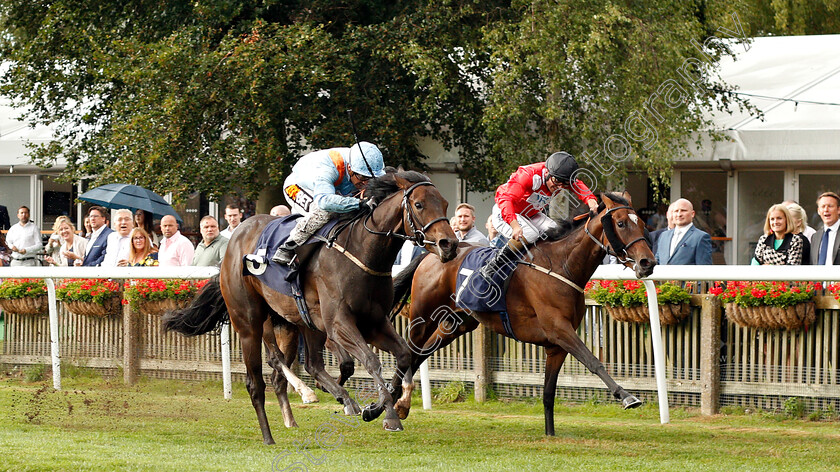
[271,240,298,265]
[478,239,526,283]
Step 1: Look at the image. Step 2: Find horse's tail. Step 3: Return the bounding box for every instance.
[389,253,427,322]
[162,274,229,336]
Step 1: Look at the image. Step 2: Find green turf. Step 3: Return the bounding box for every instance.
[1,371,839,472]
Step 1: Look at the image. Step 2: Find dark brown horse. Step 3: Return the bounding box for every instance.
[389,192,655,435]
[164,171,457,444]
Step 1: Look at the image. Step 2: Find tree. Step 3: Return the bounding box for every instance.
[469,0,755,192]
[739,0,840,36]
[1,0,753,199]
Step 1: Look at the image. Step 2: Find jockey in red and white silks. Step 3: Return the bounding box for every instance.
[480,151,598,283]
[491,159,598,245]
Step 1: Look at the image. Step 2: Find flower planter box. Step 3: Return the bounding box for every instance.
[605,303,690,326]
[0,296,48,315]
[725,302,816,330]
[138,298,191,316]
[64,296,122,317]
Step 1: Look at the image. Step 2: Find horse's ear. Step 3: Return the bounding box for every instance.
[622,190,633,206]
[394,174,412,190]
[601,192,616,208]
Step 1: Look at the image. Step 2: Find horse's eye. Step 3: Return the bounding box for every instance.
[414,202,423,210]
[617,221,625,228]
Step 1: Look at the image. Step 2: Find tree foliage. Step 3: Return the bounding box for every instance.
[739,0,840,36]
[1,0,765,199]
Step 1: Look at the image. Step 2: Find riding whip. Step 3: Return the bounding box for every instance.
[346,109,377,178]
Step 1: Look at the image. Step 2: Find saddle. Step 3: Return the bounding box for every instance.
[454,246,519,314]
[243,214,340,295]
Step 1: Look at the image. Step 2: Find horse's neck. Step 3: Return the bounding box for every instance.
[344,198,405,267]
[542,221,606,283]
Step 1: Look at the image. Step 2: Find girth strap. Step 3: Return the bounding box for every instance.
[499,311,518,341]
[290,280,317,331]
[517,261,585,293]
[330,242,392,277]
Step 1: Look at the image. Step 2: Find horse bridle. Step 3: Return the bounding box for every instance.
[363,181,449,246]
[584,205,648,265]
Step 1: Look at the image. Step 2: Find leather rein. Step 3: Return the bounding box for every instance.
[319,180,448,276]
[584,205,648,266]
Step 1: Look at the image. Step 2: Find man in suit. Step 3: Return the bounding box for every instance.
[0,204,10,231]
[82,206,114,266]
[654,198,713,265]
[810,192,840,265]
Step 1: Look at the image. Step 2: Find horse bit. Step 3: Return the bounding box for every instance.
[583,205,648,268]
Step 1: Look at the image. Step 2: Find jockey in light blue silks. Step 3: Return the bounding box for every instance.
[271,141,386,265]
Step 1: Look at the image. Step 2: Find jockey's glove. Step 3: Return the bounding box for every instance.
[360,197,377,211]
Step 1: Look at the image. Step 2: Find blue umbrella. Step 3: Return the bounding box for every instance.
[79,183,183,223]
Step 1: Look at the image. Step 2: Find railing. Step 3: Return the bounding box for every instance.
[583,265,840,424]
[2,265,840,423]
[0,266,221,393]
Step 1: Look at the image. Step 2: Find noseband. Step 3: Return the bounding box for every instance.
[584,205,648,265]
[364,181,448,246]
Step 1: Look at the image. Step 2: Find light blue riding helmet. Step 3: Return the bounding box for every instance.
[348,141,386,178]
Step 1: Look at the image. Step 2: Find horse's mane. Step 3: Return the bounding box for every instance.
[539,192,630,242]
[366,170,430,203]
[334,169,431,224]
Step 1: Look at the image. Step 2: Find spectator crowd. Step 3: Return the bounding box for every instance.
[0,202,298,269]
[1,184,837,271]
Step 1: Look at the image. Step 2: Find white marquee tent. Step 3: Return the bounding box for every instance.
[691,34,840,163]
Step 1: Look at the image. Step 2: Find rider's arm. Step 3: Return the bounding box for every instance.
[570,179,598,211]
[311,178,362,213]
[497,171,531,224]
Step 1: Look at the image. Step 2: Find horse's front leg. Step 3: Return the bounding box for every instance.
[327,318,403,432]
[363,320,416,422]
[390,309,481,419]
[550,320,642,410]
[300,328,361,416]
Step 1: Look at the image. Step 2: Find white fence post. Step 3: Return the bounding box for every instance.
[221,323,232,400]
[420,360,432,410]
[642,280,670,424]
[45,278,61,390]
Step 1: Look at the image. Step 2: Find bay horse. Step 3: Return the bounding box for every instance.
[389,192,655,436]
[163,170,457,444]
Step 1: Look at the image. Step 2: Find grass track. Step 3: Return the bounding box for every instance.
[1,372,838,472]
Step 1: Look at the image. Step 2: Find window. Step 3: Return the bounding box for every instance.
[680,171,728,264]
[737,171,784,264]
[797,173,840,231]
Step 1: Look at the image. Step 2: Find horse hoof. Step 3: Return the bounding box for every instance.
[344,403,361,416]
[395,405,411,420]
[301,390,319,404]
[622,395,643,409]
[394,400,411,420]
[362,403,385,422]
[383,418,404,432]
